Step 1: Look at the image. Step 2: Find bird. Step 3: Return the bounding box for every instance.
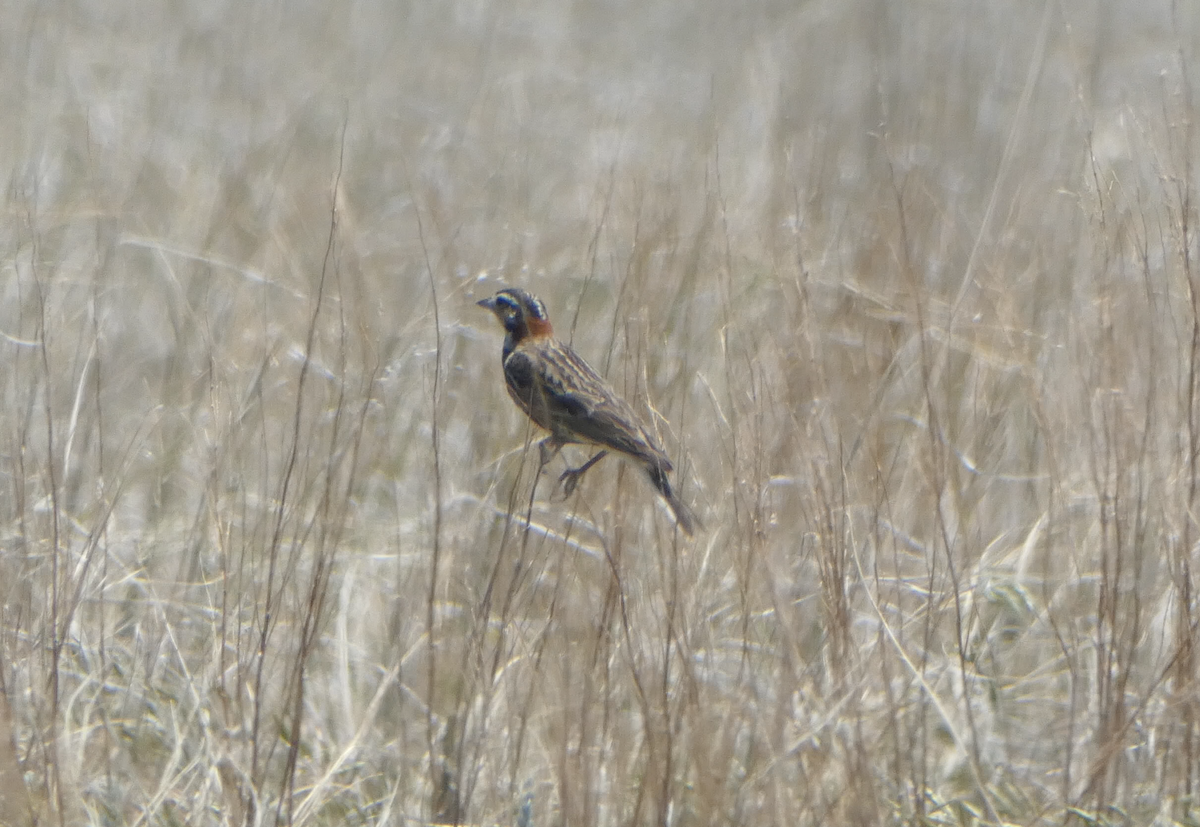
[476,287,698,535]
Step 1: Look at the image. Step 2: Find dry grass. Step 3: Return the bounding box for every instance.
[2,1,1200,825]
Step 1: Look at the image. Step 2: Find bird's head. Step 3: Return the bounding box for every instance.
[476,288,553,339]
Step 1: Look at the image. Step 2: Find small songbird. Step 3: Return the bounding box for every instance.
[477,287,698,535]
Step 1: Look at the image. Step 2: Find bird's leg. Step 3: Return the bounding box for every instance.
[531,440,559,505]
[559,450,609,497]
[537,437,562,469]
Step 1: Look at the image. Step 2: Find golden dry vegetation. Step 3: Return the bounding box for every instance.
[2,1,1199,825]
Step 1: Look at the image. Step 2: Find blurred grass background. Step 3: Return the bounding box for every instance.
[3,0,1200,824]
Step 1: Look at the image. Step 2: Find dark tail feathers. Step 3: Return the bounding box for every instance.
[646,464,700,536]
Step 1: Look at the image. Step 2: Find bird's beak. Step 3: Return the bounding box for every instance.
[476,296,497,312]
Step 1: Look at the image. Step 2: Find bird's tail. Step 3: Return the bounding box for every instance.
[646,464,700,536]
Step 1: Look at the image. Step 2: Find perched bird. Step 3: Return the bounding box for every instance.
[477,287,698,535]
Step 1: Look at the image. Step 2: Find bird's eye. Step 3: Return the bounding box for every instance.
[495,296,521,320]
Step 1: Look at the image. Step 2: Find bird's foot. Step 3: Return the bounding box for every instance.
[558,466,584,498]
[556,450,609,497]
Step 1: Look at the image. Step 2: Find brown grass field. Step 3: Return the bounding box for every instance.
[2,1,1200,824]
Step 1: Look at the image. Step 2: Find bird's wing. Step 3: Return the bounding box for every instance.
[538,343,673,470]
